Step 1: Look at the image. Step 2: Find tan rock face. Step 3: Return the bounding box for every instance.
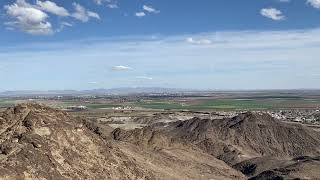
[0,104,246,180]
[34,127,51,136]
[0,104,154,179]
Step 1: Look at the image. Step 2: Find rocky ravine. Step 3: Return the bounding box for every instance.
[0,104,245,180]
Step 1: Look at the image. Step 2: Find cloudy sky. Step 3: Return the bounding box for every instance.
[1,0,320,91]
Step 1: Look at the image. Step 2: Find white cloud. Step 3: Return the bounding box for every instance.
[4,0,100,35]
[135,12,146,17]
[4,0,53,35]
[36,0,69,17]
[107,4,118,9]
[56,21,72,32]
[186,37,212,45]
[61,22,72,27]
[88,11,100,19]
[135,5,159,17]
[143,5,159,13]
[93,0,118,8]
[2,28,320,89]
[279,0,290,2]
[72,3,100,22]
[88,81,99,84]
[5,2,47,23]
[112,65,132,71]
[93,0,104,5]
[136,76,153,80]
[260,8,285,21]
[307,0,320,8]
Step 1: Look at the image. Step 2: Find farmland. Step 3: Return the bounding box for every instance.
[2,90,320,111]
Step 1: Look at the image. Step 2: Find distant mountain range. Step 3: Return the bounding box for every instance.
[0,87,194,97]
[2,88,320,97]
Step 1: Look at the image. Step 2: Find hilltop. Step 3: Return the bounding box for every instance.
[0,104,245,179]
[0,104,155,179]
[113,111,320,179]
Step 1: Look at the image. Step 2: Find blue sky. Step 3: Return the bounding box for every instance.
[1,0,320,91]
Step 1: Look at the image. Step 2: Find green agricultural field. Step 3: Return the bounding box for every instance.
[0,100,15,108]
[133,99,273,110]
[56,96,320,111]
[134,101,186,110]
[133,98,320,110]
[86,104,123,109]
[57,102,120,109]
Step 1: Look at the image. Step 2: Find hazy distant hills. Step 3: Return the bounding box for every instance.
[2,88,320,98]
[0,87,191,97]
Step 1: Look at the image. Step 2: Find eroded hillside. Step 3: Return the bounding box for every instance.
[0,104,246,180]
[113,112,320,179]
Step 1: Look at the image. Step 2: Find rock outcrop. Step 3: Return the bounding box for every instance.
[0,104,153,179]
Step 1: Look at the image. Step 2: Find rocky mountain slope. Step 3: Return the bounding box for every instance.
[0,104,319,179]
[0,104,245,180]
[234,156,320,179]
[0,104,155,179]
[113,111,320,179]
[166,112,320,164]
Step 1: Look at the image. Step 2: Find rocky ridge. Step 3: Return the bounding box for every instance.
[0,104,246,180]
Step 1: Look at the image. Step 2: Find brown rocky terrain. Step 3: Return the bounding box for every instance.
[234,156,320,179]
[0,104,245,180]
[113,112,320,179]
[0,104,155,179]
[166,112,320,164]
[0,103,319,179]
